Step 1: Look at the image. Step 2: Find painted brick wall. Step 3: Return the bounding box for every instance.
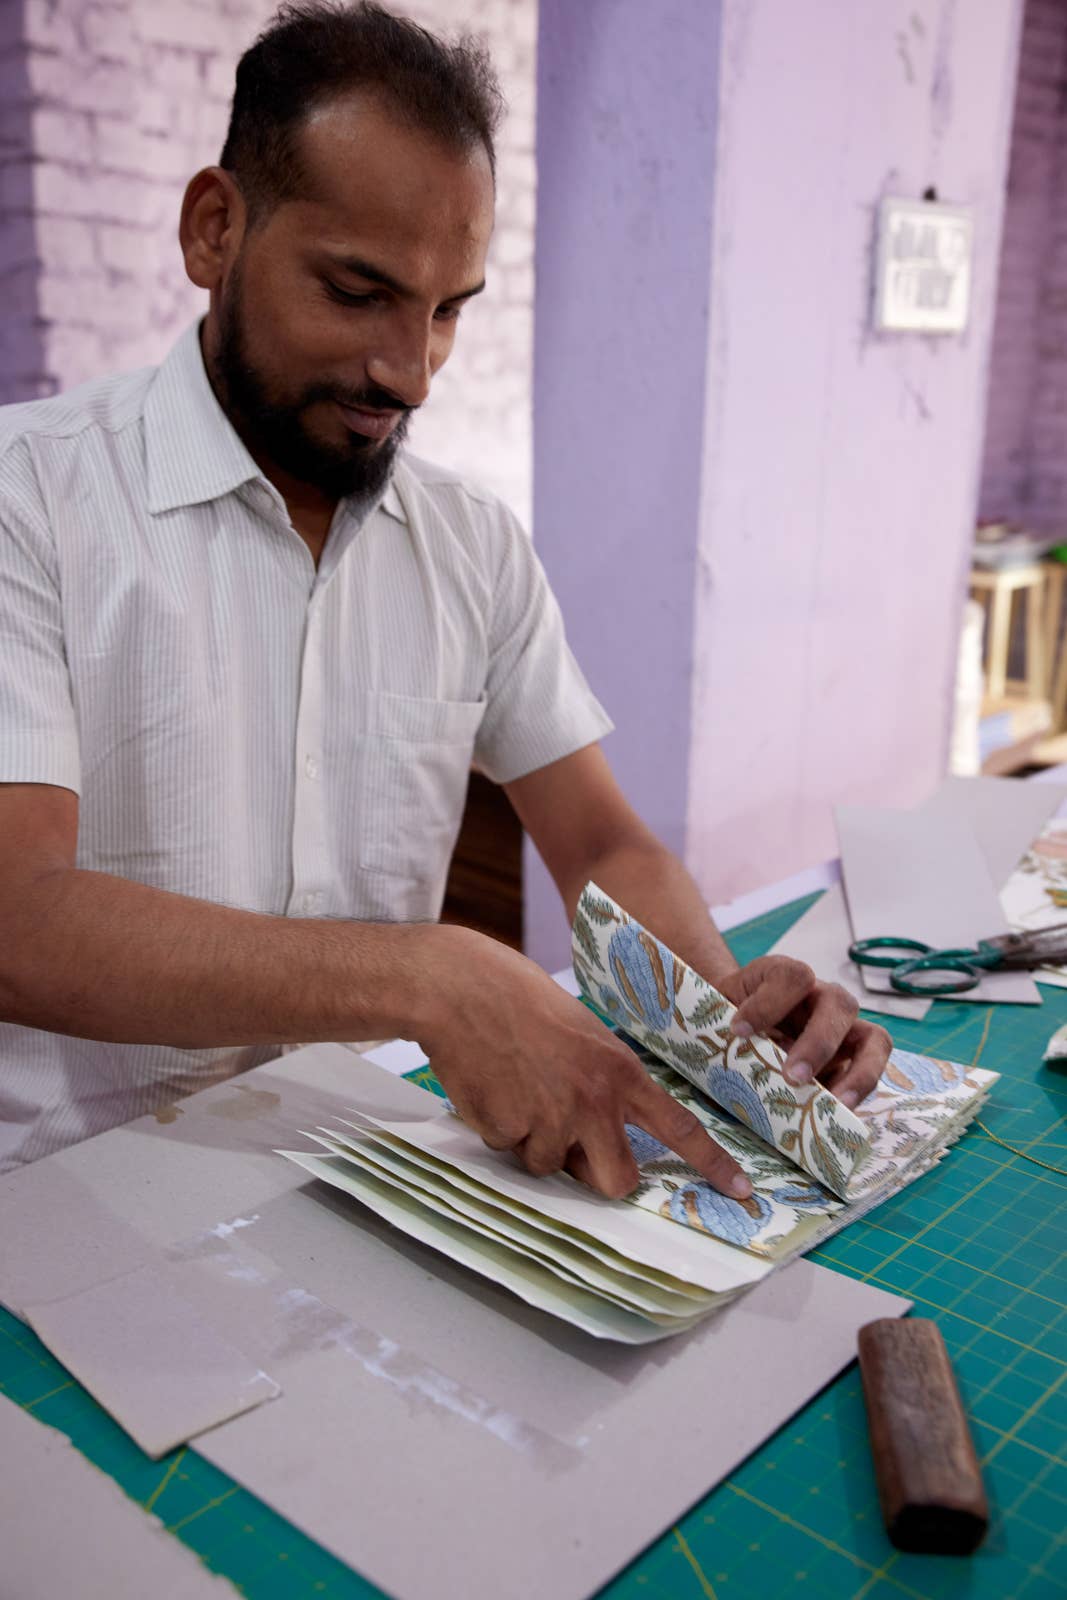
[979,0,1067,532]
[0,0,535,521]
[0,0,44,401]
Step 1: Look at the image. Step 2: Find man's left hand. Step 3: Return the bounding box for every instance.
[714,957,891,1110]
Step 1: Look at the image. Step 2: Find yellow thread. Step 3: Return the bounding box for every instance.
[956,1003,1067,1173]
[144,1447,186,1513]
[859,1157,1007,1282]
[970,1007,995,1069]
[973,1120,1067,1177]
[671,1526,719,1599]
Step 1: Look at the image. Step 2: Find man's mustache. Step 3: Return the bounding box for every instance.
[310,383,417,415]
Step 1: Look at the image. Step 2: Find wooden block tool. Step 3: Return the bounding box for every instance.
[857,1318,989,1554]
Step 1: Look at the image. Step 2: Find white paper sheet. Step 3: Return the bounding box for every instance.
[330,1103,771,1295]
[314,1122,713,1312]
[282,1148,710,1341]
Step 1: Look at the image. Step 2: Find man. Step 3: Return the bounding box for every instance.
[0,2,889,1184]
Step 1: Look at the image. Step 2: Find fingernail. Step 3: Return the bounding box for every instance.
[731,1020,753,1038]
[839,1088,860,1109]
[785,1060,814,1085]
[730,1173,753,1199]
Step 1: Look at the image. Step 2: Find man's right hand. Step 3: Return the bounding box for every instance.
[416,926,753,1202]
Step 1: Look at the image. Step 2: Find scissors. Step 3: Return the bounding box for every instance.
[848,924,1067,996]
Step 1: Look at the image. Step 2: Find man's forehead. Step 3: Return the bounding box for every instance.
[294,90,494,214]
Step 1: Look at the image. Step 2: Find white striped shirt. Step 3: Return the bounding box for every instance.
[0,322,612,1169]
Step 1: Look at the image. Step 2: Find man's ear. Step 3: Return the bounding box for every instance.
[179,167,246,292]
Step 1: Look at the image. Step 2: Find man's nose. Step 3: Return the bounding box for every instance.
[366,316,434,410]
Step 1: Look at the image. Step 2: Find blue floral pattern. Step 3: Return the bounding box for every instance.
[703,1064,775,1143]
[571,881,997,1255]
[664,1184,773,1246]
[573,882,872,1199]
[607,922,679,1030]
[624,1124,672,1164]
[882,1050,966,1095]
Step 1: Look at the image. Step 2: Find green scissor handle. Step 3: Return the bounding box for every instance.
[848,937,995,997]
[848,936,931,969]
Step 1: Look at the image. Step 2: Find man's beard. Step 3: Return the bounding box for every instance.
[213,272,413,503]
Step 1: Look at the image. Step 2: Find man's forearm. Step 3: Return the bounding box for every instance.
[558,837,737,982]
[0,866,467,1048]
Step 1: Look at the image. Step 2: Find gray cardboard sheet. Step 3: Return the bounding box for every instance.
[770,879,932,1020]
[924,775,1067,886]
[0,1393,240,1600]
[837,803,1041,1006]
[773,778,1066,1019]
[23,1264,280,1458]
[0,1045,908,1600]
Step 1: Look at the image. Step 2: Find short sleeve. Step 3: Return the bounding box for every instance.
[474,501,613,784]
[0,444,81,792]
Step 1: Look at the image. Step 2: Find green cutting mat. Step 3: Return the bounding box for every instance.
[2,893,1065,1600]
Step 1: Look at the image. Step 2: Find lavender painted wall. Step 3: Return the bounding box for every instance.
[530,0,1022,965]
[686,0,1023,903]
[0,0,44,402]
[0,0,536,521]
[528,0,723,965]
[980,0,1067,534]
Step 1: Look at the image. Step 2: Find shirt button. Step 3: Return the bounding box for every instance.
[301,892,317,912]
[304,754,319,780]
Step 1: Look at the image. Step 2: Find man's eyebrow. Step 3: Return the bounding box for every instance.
[327,254,486,303]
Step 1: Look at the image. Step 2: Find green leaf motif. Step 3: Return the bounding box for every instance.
[751,1064,774,1088]
[687,991,729,1029]
[810,1140,847,1195]
[780,1128,799,1150]
[668,1038,715,1075]
[764,1087,799,1117]
[643,1028,671,1060]
[572,910,603,973]
[582,893,619,926]
[572,954,595,999]
[826,1121,869,1157]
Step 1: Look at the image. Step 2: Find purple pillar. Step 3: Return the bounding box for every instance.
[0,4,46,404]
[528,0,724,967]
[530,0,1024,971]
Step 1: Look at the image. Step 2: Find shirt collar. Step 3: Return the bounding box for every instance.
[143,320,410,526]
[380,476,405,523]
[143,321,263,514]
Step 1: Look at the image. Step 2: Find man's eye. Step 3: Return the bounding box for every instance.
[326,283,376,307]
[434,305,462,324]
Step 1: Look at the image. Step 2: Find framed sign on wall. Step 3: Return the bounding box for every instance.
[873,197,974,334]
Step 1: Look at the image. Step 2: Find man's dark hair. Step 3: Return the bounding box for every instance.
[219,1,504,220]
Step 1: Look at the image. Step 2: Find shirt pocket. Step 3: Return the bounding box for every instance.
[357,692,487,880]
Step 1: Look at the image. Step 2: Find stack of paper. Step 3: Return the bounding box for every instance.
[281,886,995,1343]
[281,1108,772,1344]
